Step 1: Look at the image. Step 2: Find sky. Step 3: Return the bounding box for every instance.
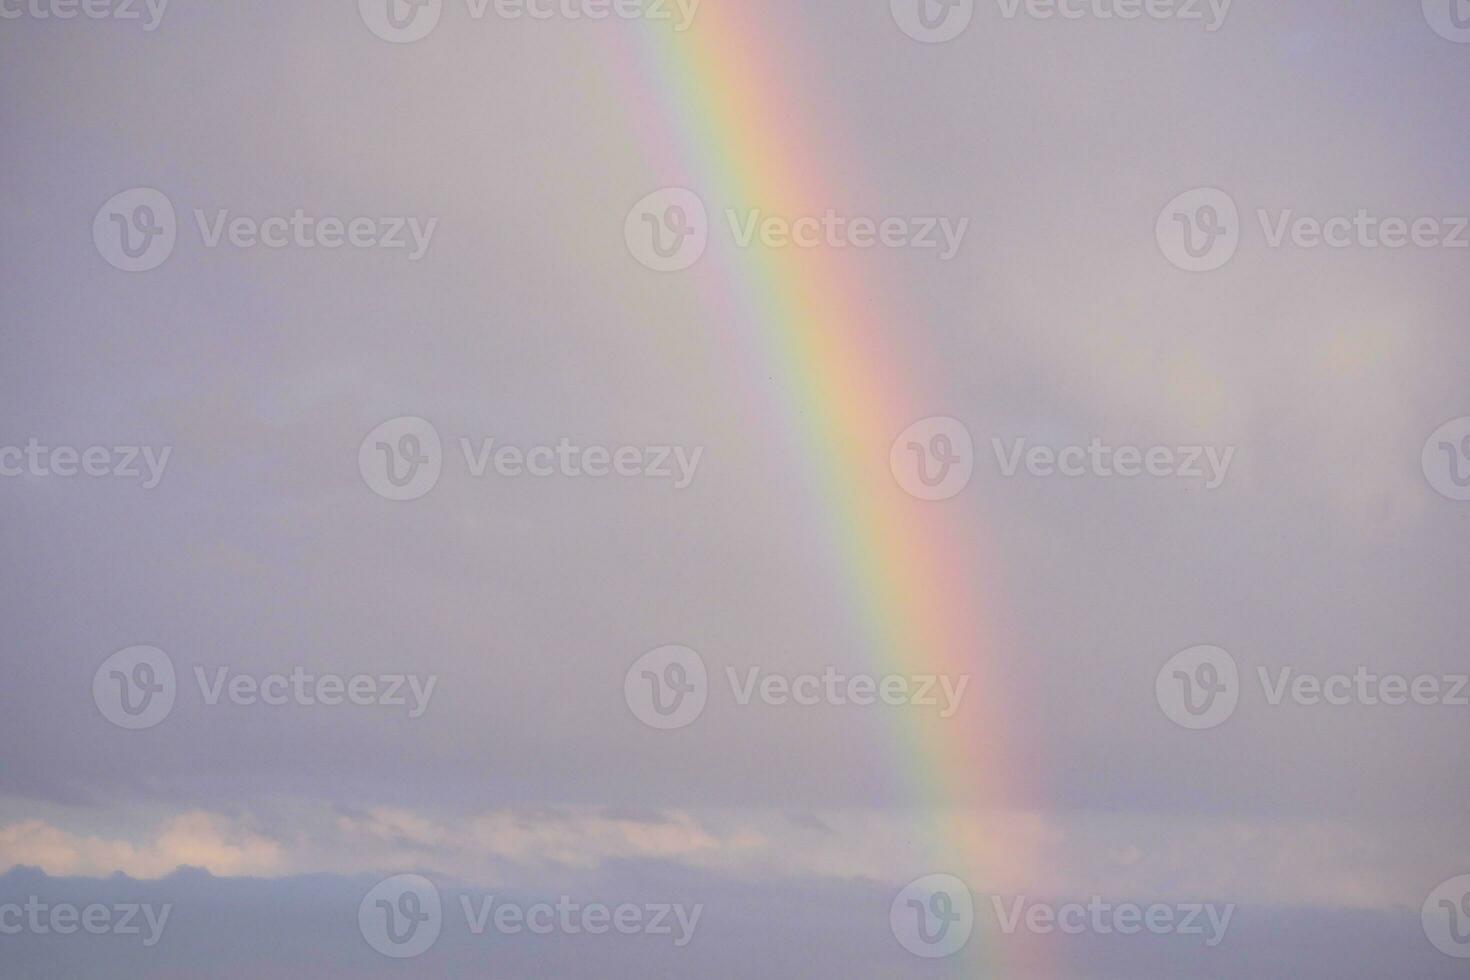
[1,0,1469,976]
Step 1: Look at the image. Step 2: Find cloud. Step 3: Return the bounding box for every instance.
[1,804,1459,912]
[0,811,281,879]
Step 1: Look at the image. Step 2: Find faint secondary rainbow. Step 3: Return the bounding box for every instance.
[603,6,1025,974]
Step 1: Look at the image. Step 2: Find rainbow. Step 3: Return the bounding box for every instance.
[604,6,1027,973]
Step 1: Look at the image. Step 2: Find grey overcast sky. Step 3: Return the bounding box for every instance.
[2,0,1469,976]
